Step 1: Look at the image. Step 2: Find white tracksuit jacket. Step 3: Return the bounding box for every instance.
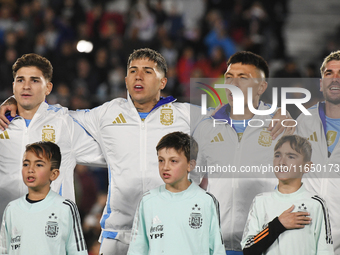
[297,102,340,254]
[0,102,105,221]
[192,101,279,251]
[128,182,225,255]
[241,184,334,255]
[69,95,202,244]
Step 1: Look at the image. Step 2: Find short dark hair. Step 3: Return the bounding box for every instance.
[156,132,198,162]
[13,53,53,81]
[127,48,168,76]
[227,51,269,78]
[25,141,61,170]
[274,135,312,162]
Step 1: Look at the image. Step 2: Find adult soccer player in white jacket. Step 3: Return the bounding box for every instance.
[0,54,105,221]
[193,51,286,254]
[296,50,340,254]
[67,48,205,254]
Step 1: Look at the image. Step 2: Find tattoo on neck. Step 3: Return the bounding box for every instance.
[4,97,16,106]
[134,99,159,112]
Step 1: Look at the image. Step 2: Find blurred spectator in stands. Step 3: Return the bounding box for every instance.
[100,19,118,48]
[16,2,35,54]
[42,7,59,51]
[195,46,227,78]
[204,11,236,59]
[108,36,125,68]
[205,0,233,17]
[177,46,196,98]
[183,24,205,56]
[159,38,178,68]
[191,67,205,81]
[243,1,269,57]
[75,165,98,219]
[76,21,90,41]
[86,2,124,49]
[126,1,156,43]
[0,47,17,101]
[57,0,86,31]
[34,32,48,55]
[149,0,168,27]
[72,57,99,100]
[165,4,184,41]
[2,30,18,56]
[108,66,126,99]
[49,82,72,108]
[51,40,77,86]
[274,58,302,78]
[69,94,91,110]
[320,37,340,65]
[83,192,107,255]
[202,9,221,37]
[228,0,248,45]
[0,1,15,35]
[86,2,103,44]
[304,62,318,78]
[94,47,111,103]
[260,0,288,60]
[162,66,182,99]
[94,47,110,86]
[30,0,44,32]
[88,239,100,255]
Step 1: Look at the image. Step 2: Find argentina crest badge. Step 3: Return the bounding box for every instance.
[45,213,59,238]
[42,125,55,142]
[160,105,173,126]
[189,204,203,229]
[45,221,59,238]
[258,129,272,147]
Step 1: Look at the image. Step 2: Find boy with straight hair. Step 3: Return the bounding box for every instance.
[0,141,87,255]
[241,135,334,255]
[127,132,225,255]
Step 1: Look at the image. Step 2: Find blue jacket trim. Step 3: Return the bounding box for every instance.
[5,112,19,122]
[102,231,118,239]
[100,165,112,229]
[318,102,327,140]
[212,104,234,129]
[150,96,176,112]
[59,184,63,196]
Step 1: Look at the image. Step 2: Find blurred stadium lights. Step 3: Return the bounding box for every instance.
[76,40,93,53]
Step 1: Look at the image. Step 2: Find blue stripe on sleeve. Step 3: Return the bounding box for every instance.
[100,165,112,229]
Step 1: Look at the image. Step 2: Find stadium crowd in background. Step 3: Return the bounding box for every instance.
[0,0,294,107]
[1,0,340,253]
